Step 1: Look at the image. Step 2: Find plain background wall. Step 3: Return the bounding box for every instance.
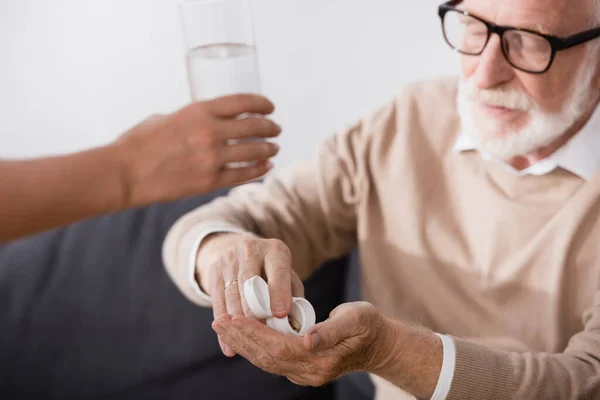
[0,0,460,169]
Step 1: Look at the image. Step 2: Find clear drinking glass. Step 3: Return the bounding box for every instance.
[178,0,261,101]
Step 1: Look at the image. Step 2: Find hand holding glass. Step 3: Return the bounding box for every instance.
[179,0,270,168]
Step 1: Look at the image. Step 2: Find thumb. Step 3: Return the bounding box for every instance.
[305,304,356,351]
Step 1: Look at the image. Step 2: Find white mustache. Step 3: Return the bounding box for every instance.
[464,83,533,111]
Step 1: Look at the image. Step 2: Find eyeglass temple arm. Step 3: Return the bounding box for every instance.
[555,27,600,50]
[438,0,462,18]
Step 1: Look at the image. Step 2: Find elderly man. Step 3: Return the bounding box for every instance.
[162,0,600,398]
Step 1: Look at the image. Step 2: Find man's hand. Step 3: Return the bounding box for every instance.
[212,302,392,385]
[114,94,281,208]
[212,301,443,398]
[197,233,305,357]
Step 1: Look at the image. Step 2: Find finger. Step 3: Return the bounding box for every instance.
[209,267,227,320]
[141,113,166,126]
[212,316,242,358]
[212,316,280,373]
[231,315,305,352]
[238,252,267,318]
[223,141,279,164]
[209,269,236,357]
[263,241,293,318]
[232,315,282,343]
[219,336,235,357]
[230,316,308,378]
[224,274,244,318]
[216,160,273,188]
[305,305,357,351]
[219,117,281,141]
[208,94,275,118]
[220,317,307,378]
[291,272,305,298]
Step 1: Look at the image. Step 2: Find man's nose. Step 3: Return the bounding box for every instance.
[473,34,515,89]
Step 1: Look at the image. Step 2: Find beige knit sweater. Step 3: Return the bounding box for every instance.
[163,76,600,399]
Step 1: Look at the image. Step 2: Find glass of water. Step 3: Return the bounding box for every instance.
[178,0,261,101]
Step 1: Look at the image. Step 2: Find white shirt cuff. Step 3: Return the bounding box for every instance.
[187,224,250,306]
[431,333,456,400]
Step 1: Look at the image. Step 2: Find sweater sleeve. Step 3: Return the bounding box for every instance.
[162,102,394,306]
[447,291,600,399]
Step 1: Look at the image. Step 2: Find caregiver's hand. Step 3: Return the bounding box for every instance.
[117,94,281,207]
[0,94,281,244]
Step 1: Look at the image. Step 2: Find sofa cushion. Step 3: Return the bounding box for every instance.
[0,190,347,400]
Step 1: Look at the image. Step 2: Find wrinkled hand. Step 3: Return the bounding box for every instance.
[114,94,281,208]
[212,302,392,386]
[197,233,305,357]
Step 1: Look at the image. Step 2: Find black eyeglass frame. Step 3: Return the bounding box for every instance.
[438,0,600,74]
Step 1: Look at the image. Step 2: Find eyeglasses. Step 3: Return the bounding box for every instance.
[438,0,600,74]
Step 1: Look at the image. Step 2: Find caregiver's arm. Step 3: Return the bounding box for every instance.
[0,94,280,243]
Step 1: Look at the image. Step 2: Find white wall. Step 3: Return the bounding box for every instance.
[0,0,459,168]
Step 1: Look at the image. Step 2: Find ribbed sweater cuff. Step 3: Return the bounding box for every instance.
[447,338,515,400]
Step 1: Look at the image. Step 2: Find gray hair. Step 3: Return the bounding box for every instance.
[588,0,600,56]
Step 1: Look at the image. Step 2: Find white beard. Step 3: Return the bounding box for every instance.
[457,60,596,160]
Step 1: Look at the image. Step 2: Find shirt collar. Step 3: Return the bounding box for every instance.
[453,105,600,180]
